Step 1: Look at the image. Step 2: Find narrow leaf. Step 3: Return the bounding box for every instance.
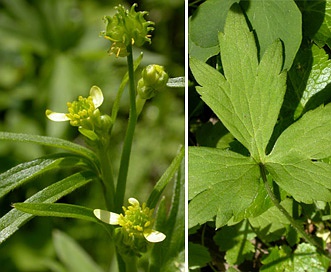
[53,230,103,272]
[189,147,260,228]
[147,146,184,209]
[13,203,99,223]
[0,171,96,243]
[0,132,99,168]
[0,154,89,199]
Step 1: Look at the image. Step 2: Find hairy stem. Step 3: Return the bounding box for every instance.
[259,164,328,255]
[115,43,137,213]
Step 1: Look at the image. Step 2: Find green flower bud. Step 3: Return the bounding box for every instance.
[101,4,154,57]
[137,65,169,99]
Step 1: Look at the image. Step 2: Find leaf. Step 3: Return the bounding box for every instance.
[190,4,287,162]
[189,0,239,60]
[149,153,185,272]
[242,0,302,70]
[287,44,331,119]
[0,132,99,169]
[266,104,331,203]
[0,171,96,244]
[13,203,99,223]
[53,230,103,272]
[147,146,184,209]
[188,242,211,270]
[0,154,89,199]
[188,147,260,228]
[293,243,329,271]
[299,0,331,47]
[213,221,255,266]
[249,198,293,242]
[260,246,293,272]
[269,104,331,160]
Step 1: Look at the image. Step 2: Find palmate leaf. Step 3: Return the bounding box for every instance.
[189,2,331,230]
[189,4,286,228]
[190,4,286,162]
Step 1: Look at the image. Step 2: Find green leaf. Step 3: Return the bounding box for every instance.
[266,104,331,203]
[53,230,103,272]
[242,0,302,70]
[213,221,255,266]
[0,132,99,169]
[188,147,260,228]
[147,146,184,209]
[13,203,99,223]
[292,243,329,271]
[287,44,331,119]
[188,242,211,270]
[269,104,331,160]
[249,198,293,242]
[189,0,239,60]
[260,245,293,271]
[0,171,96,244]
[299,0,331,47]
[149,152,185,272]
[190,4,287,162]
[0,154,89,199]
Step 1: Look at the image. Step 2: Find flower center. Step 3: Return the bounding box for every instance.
[66,96,96,127]
[118,201,154,234]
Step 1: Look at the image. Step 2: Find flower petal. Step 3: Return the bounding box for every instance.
[93,209,120,225]
[128,198,139,206]
[46,110,70,122]
[143,229,166,243]
[90,86,104,108]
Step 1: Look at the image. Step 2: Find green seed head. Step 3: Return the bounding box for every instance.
[101,4,154,57]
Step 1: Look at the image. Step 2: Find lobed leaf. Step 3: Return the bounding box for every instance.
[0,154,90,199]
[13,203,99,223]
[0,171,96,244]
[269,103,331,160]
[188,147,260,228]
[190,4,287,162]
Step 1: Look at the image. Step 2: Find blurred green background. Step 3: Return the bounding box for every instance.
[0,0,184,271]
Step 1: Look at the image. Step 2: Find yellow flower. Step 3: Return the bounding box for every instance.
[46,85,103,128]
[94,198,166,243]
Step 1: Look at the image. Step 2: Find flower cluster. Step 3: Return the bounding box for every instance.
[137,64,169,99]
[46,86,111,142]
[94,198,165,256]
[101,4,154,57]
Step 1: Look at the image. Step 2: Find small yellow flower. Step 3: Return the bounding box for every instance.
[46,85,103,128]
[94,198,166,243]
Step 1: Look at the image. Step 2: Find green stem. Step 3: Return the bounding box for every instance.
[115,43,137,213]
[259,164,328,255]
[98,147,115,211]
